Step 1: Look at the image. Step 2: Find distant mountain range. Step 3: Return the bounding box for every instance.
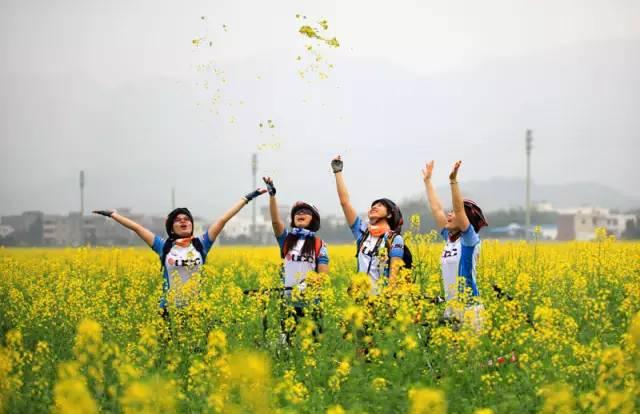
[414,178,640,212]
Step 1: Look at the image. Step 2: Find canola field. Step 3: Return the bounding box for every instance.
[1,232,639,414]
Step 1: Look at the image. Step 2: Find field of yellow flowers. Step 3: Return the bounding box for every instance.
[1,231,639,413]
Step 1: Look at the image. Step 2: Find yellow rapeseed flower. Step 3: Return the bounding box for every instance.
[408,387,447,414]
[327,404,346,414]
[52,362,98,414]
[120,376,176,414]
[538,383,575,414]
[372,377,388,391]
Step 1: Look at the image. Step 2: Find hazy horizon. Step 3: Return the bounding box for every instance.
[2,0,639,220]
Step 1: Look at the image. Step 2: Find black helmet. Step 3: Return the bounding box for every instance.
[165,207,194,238]
[290,201,321,232]
[371,198,404,233]
[463,199,488,232]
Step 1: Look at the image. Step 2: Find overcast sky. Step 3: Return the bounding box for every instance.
[1,0,639,219]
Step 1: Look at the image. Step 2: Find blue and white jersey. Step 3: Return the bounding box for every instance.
[151,232,214,307]
[276,229,329,296]
[440,225,481,301]
[351,217,404,291]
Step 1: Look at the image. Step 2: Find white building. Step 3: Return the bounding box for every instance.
[221,214,272,244]
[533,201,555,212]
[43,215,68,245]
[0,225,15,239]
[557,207,636,240]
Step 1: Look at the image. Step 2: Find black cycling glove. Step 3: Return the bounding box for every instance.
[243,189,264,203]
[262,177,276,196]
[331,158,343,173]
[93,210,114,217]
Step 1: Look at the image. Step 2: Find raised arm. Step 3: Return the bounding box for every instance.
[263,177,285,237]
[93,210,155,247]
[421,161,447,229]
[207,188,267,242]
[449,160,470,231]
[331,155,358,226]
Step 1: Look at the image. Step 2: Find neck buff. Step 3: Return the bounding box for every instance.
[368,222,391,237]
[174,236,194,247]
[291,227,315,238]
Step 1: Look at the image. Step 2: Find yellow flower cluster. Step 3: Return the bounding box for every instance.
[0,236,639,412]
[408,387,447,414]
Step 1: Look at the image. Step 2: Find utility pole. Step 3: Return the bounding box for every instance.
[80,170,85,216]
[525,130,533,240]
[251,153,257,240]
[79,170,85,244]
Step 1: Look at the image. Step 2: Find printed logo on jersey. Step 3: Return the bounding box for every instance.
[442,247,459,258]
[168,250,201,269]
[285,252,316,263]
[169,257,201,267]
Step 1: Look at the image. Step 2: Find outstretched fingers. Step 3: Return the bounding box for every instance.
[422,160,435,180]
[449,160,462,181]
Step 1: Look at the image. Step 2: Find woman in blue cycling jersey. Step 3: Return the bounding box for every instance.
[262,176,329,341]
[422,160,487,323]
[263,176,329,295]
[93,187,266,311]
[331,155,406,294]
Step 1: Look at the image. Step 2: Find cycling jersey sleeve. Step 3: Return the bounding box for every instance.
[151,235,165,256]
[461,224,480,246]
[440,228,449,242]
[317,241,329,265]
[389,234,404,258]
[198,232,214,253]
[351,216,365,242]
[276,229,289,253]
